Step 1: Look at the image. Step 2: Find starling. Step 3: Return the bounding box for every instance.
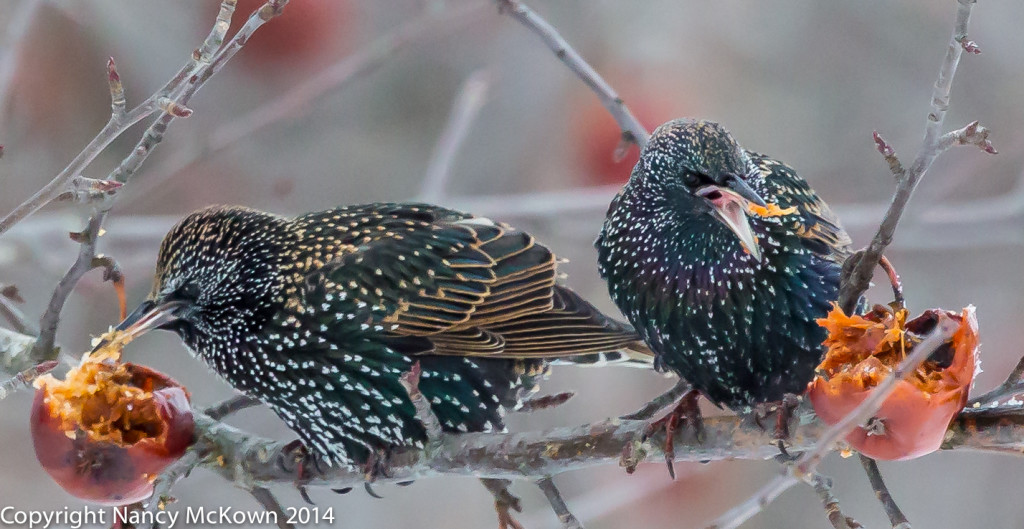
[113,203,650,468]
[596,119,851,411]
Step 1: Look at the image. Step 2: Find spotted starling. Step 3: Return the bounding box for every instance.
[114,203,651,468]
[596,119,851,410]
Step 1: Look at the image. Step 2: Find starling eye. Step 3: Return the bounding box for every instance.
[178,282,201,301]
[682,172,701,188]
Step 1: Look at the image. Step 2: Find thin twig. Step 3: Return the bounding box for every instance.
[0,284,36,336]
[30,0,291,362]
[706,320,958,529]
[838,0,989,313]
[205,394,262,421]
[138,444,211,529]
[0,360,56,400]
[0,0,44,135]
[127,3,488,202]
[808,472,862,529]
[860,456,911,529]
[419,68,491,202]
[536,477,584,529]
[248,487,296,529]
[494,0,649,148]
[969,357,1024,407]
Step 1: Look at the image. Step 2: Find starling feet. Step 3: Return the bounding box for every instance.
[279,439,325,505]
[753,393,802,441]
[623,389,703,479]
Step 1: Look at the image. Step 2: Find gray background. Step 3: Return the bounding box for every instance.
[1,1,1023,527]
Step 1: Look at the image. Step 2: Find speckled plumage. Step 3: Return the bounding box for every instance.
[596,119,851,409]
[141,203,649,467]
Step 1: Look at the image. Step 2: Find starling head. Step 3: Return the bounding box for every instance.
[632,118,768,260]
[117,206,293,361]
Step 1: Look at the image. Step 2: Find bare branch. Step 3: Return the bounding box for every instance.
[419,68,491,202]
[860,456,911,529]
[807,472,862,529]
[537,477,584,529]
[26,0,293,362]
[0,284,37,336]
[493,0,649,148]
[0,360,56,400]
[838,0,985,313]
[707,319,958,529]
[248,487,296,529]
[0,0,44,133]
[126,3,487,200]
[936,120,997,154]
[205,394,262,421]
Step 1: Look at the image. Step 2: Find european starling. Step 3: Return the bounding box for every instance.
[596,119,851,410]
[114,203,650,468]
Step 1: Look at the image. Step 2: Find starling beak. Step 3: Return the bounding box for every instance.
[696,184,761,261]
[597,118,851,409]
[123,203,653,468]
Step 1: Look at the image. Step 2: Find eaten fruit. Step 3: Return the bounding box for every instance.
[808,304,978,461]
[31,330,193,505]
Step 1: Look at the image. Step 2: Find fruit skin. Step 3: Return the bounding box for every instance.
[808,306,978,461]
[30,364,194,506]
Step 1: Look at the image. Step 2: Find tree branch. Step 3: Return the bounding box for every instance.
[706,319,958,529]
[837,0,992,313]
[419,68,491,203]
[493,0,649,148]
[536,477,584,529]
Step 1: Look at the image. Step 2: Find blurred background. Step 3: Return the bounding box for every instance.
[2,0,1023,527]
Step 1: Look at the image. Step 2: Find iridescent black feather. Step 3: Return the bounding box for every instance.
[141,203,650,467]
[596,119,851,409]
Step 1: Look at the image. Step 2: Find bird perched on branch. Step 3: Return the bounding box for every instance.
[597,119,850,464]
[113,203,651,469]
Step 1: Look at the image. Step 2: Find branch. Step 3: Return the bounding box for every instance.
[536,477,584,529]
[706,318,958,529]
[248,487,295,529]
[860,456,911,529]
[0,284,37,336]
[0,360,56,400]
[807,472,862,529]
[418,68,491,203]
[26,0,292,362]
[494,0,649,148]
[127,3,488,201]
[837,0,992,313]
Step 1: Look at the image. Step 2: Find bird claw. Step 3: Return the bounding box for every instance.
[622,389,703,479]
[278,439,325,505]
[753,393,801,441]
[360,449,393,499]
